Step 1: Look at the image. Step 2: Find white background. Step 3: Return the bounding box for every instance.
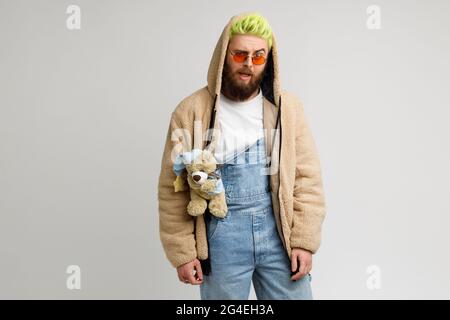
[1,0,449,299]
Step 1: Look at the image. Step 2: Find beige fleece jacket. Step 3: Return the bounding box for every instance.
[158,13,326,268]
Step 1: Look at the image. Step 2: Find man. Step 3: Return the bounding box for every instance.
[158,13,326,300]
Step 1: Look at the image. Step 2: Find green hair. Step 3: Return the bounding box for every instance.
[230,13,273,50]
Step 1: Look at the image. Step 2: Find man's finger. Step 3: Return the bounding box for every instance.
[298,258,308,278]
[194,260,203,281]
[291,253,298,273]
[187,270,202,285]
[307,265,313,276]
[291,256,305,281]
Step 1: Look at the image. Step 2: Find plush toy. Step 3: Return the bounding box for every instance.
[172,147,228,218]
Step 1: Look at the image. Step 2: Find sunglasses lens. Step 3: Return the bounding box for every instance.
[232,53,247,63]
[252,56,266,65]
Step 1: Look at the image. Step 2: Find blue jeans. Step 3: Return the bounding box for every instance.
[200,137,313,300]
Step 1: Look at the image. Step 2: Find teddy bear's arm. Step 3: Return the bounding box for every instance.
[204,178,224,195]
[200,179,216,193]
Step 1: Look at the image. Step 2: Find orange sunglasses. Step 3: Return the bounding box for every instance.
[229,50,267,65]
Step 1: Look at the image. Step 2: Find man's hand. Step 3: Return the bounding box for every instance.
[176,258,203,285]
[290,248,312,281]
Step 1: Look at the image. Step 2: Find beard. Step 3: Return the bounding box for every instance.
[221,62,266,101]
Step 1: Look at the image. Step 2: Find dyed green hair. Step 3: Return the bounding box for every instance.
[230,13,273,50]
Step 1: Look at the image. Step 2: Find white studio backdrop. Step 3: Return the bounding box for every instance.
[0,0,449,299]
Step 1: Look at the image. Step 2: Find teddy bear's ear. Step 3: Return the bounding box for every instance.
[202,149,212,158]
[202,149,217,164]
[173,174,187,192]
[204,143,213,154]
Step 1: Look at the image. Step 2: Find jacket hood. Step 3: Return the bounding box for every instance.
[206,13,282,108]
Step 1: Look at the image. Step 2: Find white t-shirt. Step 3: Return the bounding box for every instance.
[214,89,265,164]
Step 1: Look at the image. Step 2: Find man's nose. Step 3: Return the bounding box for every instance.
[243,55,253,67]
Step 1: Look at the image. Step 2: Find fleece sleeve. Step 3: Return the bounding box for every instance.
[289,100,326,254]
[158,113,197,268]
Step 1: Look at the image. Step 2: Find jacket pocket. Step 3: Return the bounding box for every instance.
[282,193,294,229]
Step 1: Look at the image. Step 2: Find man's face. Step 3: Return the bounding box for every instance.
[221,34,269,101]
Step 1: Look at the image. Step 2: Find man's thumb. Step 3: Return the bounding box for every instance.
[194,259,203,280]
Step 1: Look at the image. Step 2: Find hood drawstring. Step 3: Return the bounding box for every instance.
[205,94,218,150]
[267,95,282,169]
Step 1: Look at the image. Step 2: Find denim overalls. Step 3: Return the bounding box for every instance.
[200,136,313,300]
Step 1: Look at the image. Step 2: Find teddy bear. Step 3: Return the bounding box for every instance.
[172,147,228,219]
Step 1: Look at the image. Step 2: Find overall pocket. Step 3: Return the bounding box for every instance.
[205,212,226,241]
